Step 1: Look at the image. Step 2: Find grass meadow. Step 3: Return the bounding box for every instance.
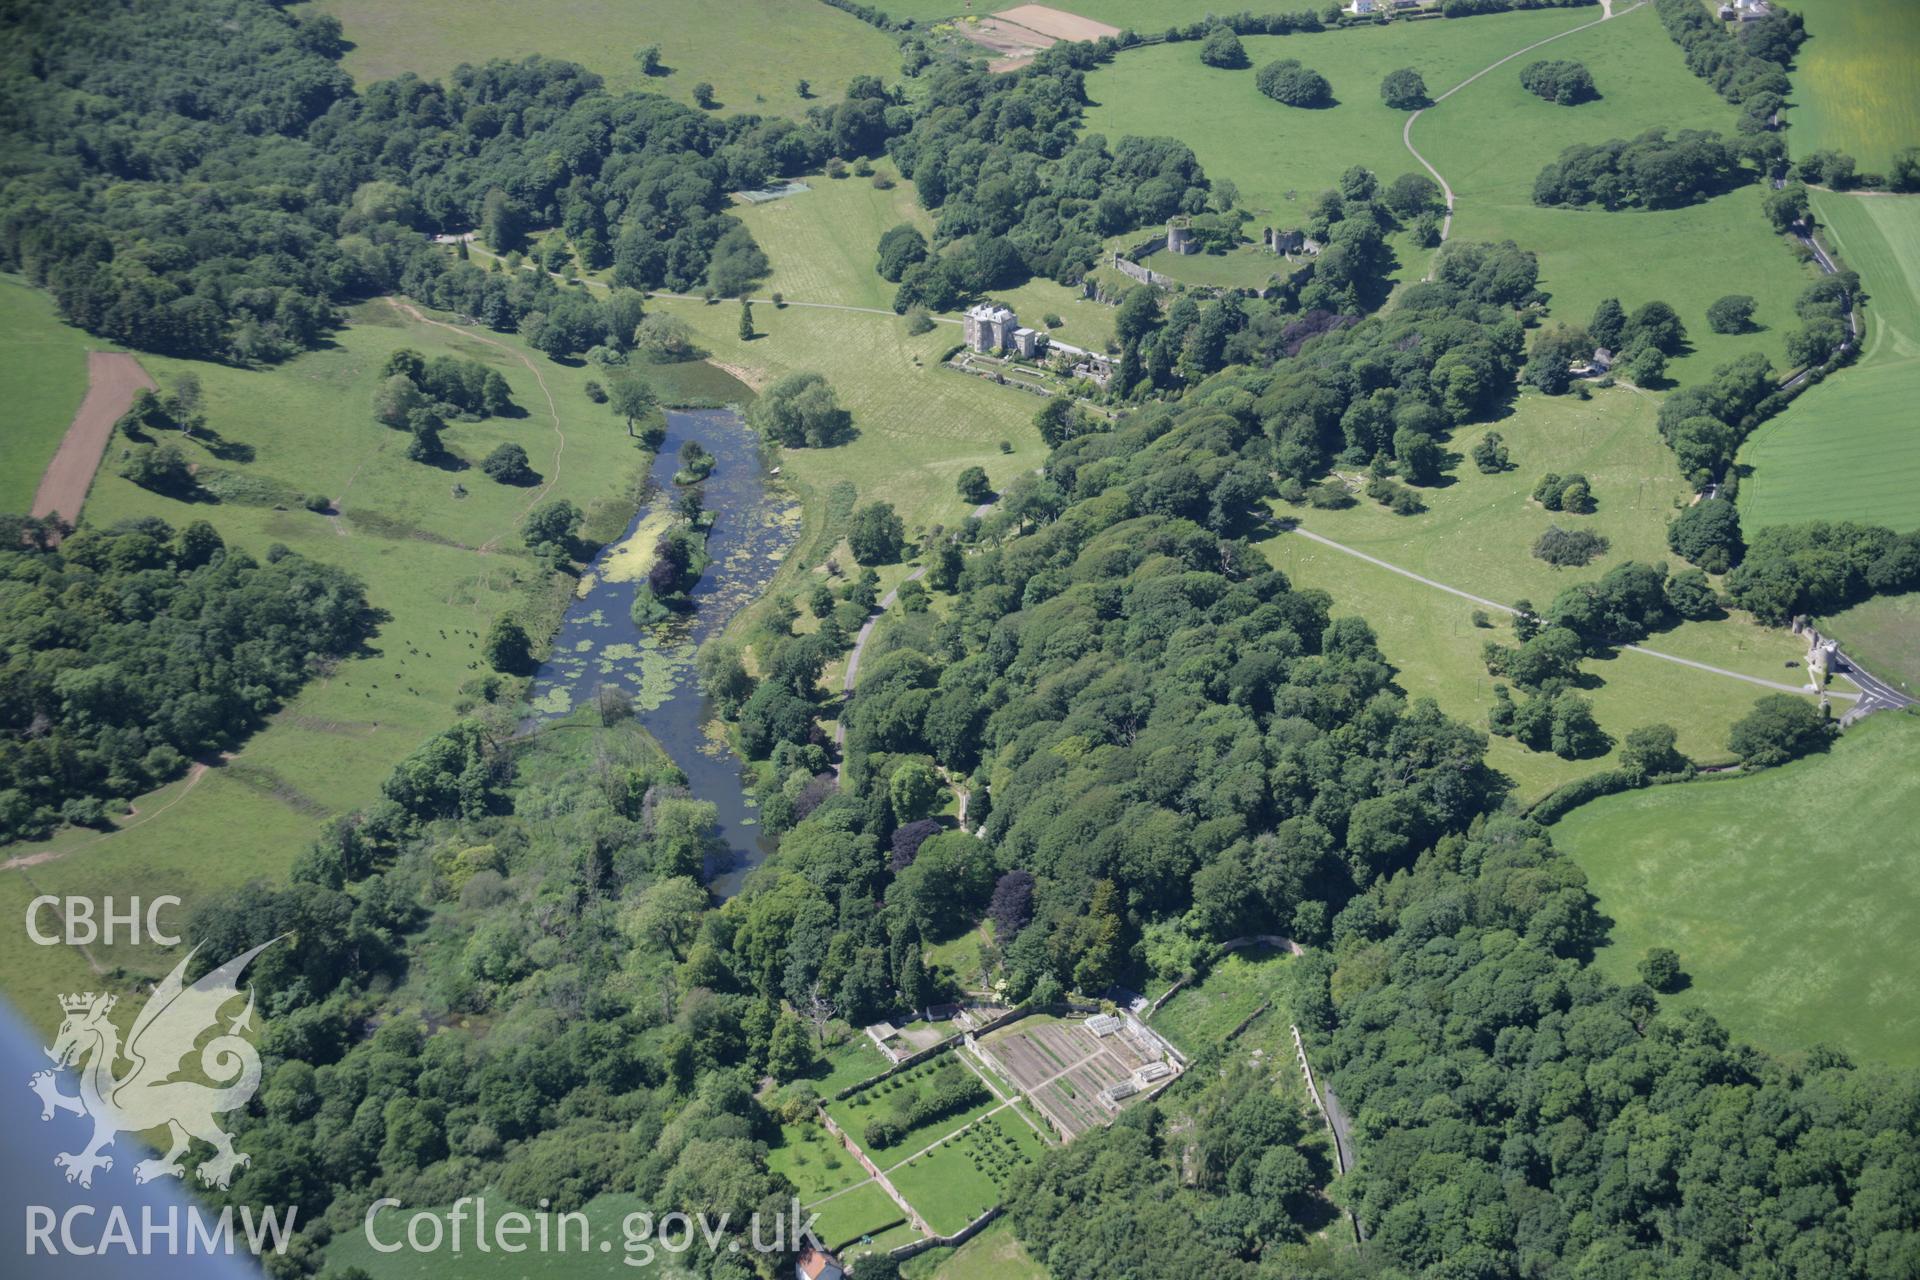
[1739,190,1920,533]
[1150,945,1293,1057]
[1,299,658,1027]
[0,275,104,513]
[1413,1,1817,384]
[886,1109,1048,1234]
[735,175,1117,349]
[1083,9,1592,224]
[1262,387,1814,801]
[299,0,900,119]
[650,293,1047,543]
[901,1220,1050,1280]
[1822,592,1920,699]
[1785,0,1920,174]
[768,1116,869,1204]
[1083,6,1815,384]
[811,1180,908,1251]
[1553,710,1920,1067]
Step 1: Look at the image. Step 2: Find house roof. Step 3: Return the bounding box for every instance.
[798,1244,841,1280]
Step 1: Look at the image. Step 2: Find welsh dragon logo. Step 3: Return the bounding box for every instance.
[28,940,276,1190]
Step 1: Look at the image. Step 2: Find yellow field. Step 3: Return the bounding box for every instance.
[1786,0,1920,175]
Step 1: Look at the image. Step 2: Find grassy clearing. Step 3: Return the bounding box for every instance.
[827,1064,1000,1159]
[1785,0,1920,174]
[769,1116,868,1203]
[1082,10,1593,220]
[1553,711,1920,1067]
[300,0,900,120]
[901,1220,1050,1280]
[1739,190,1920,532]
[1262,530,1815,802]
[924,922,992,989]
[812,1032,898,1096]
[1416,2,1817,384]
[887,1109,1048,1235]
[1150,946,1293,1056]
[733,173,1115,348]
[1259,387,1813,800]
[650,293,1046,540]
[1821,592,1920,699]
[0,275,104,513]
[811,1180,907,1251]
[0,300,654,1026]
[736,173,932,312]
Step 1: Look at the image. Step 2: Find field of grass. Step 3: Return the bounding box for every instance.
[924,921,993,988]
[0,299,655,1028]
[902,1220,1050,1280]
[1821,592,1920,699]
[735,174,1116,349]
[811,1180,909,1251]
[299,0,900,119]
[1133,242,1292,290]
[814,1032,899,1095]
[827,1061,1002,1159]
[1739,190,1920,532]
[651,293,1046,541]
[769,1116,868,1203]
[738,173,933,312]
[1260,387,1815,800]
[0,275,104,513]
[887,1109,1048,1234]
[1413,2,1817,383]
[1785,0,1920,174]
[1553,710,1920,1067]
[1150,945,1293,1055]
[1083,9,1592,224]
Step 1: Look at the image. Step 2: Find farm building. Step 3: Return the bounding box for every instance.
[963,302,1018,353]
[1135,1061,1173,1086]
[1101,1079,1140,1105]
[1086,1013,1122,1036]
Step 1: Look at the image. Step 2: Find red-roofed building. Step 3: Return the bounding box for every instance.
[797,1243,845,1280]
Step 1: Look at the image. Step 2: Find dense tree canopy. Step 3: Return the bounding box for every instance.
[1519,58,1597,105]
[0,0,808,361]
[0,517,367,840]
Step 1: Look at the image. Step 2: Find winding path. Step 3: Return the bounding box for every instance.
[1280,524,1851,699]
[1403,1,1642,266]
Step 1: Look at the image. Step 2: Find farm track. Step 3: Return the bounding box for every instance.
[30,351,155,529]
